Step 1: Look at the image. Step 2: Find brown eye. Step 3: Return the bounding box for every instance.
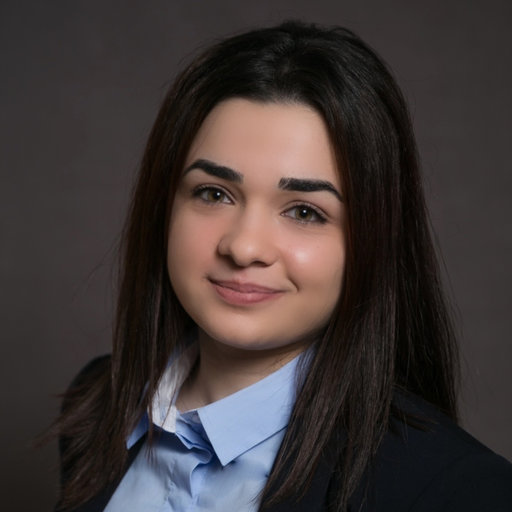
[283,205,326,224]
[205,189,224,202]
[295,207,315,221]
[195,186,231,204]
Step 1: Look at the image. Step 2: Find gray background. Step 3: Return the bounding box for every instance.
[1,1,511,510]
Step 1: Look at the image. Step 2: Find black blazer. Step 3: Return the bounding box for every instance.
[59,358,512,512]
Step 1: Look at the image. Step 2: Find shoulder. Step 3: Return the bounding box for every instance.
[69,355,111,387]
[60,355,111,412]
[350,391,512,511]
[58,355,112,473]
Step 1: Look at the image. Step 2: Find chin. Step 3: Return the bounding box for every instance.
[197,322,317,355]
[201,330,284,351]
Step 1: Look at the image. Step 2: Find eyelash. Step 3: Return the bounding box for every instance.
[282,203,327,224]
[192,185,233,204]
[192,185,327,224]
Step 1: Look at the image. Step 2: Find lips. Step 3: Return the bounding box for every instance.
[208,278,284,305]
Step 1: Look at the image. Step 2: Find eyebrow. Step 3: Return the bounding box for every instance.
[279,177,343,202]
[184,158,343,201]
[183,159,243,183]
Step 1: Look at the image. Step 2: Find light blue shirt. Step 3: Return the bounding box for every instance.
[104,345,304,512]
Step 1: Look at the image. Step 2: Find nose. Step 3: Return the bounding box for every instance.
[217,209,278,267]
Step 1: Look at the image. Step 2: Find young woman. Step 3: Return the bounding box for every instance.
[54,21,512,512]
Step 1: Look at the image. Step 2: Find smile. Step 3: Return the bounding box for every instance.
[209,279,284,306]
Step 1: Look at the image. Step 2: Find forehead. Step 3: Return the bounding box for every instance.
[185,98,340,187]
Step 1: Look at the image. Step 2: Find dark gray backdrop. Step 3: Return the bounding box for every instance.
[1,1,511,510]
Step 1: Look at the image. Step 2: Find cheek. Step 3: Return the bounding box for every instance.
[167,212,197,285]
[167,211,220,282]
[286,236,345,291]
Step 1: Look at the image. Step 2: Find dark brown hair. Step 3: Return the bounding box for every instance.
[54,21,458,511]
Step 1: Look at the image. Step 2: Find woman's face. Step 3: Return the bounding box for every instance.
[167,99,346,360]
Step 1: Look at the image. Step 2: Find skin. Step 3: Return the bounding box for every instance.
[167,99,346,410]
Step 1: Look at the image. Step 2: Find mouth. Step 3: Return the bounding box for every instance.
[208,279,284,306]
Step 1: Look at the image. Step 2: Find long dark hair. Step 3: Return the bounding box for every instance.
[55,21,458,511]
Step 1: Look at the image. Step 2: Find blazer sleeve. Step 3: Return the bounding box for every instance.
[347,392,512,512]
[410,449,512,512]
[58,355,111,485]
[56,356,112,511]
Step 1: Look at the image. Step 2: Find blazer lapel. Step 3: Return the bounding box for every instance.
[260,446,337,512]
[66,436,146,512]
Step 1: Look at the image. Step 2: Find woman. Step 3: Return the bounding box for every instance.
[54,21,512,511]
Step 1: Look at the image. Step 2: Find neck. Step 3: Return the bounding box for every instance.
[176,331,307,411]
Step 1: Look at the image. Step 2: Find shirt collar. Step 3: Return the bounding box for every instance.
[126,343,198,449]
[196,354,300,466]
[127,341,305,465]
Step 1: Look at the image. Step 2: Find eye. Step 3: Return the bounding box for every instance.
[283,204,326,224]
[193,186,232,204]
